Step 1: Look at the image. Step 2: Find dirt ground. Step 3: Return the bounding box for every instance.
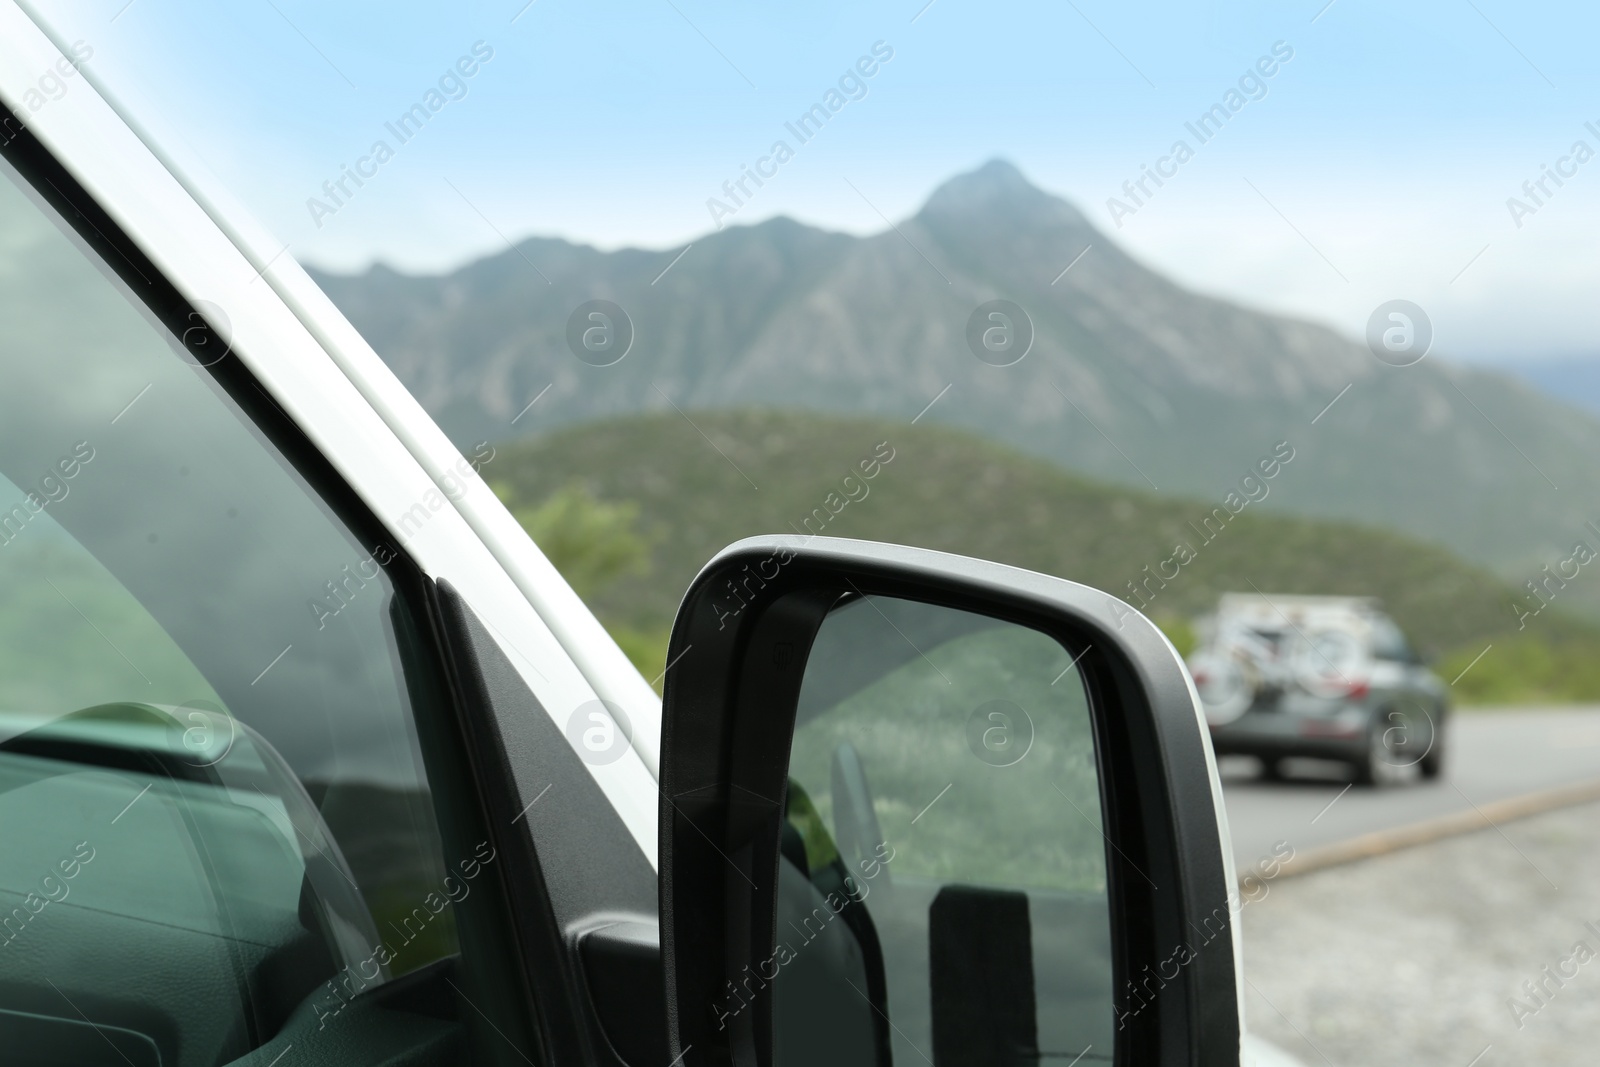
[1241,799,1600,1066]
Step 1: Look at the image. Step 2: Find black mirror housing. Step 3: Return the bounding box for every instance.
[658,536,1241,1066]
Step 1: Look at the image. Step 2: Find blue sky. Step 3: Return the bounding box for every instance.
[24,0,1600,362]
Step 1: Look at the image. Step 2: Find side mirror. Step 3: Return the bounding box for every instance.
[659,537,1242,1066]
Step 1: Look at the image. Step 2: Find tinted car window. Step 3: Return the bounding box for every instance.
[1369,618,1416,663]
[0,154,524,1066]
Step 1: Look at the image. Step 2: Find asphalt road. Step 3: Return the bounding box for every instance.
[1220,706,1600,871]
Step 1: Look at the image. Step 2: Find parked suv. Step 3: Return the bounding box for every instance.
[1190,594,1449,784]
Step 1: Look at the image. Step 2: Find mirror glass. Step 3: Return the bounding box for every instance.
[771,594,1113,1066]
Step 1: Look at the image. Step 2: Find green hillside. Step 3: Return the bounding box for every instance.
[492,411,1600,705]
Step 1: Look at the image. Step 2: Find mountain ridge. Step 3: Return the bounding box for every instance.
[309,159,1600,595]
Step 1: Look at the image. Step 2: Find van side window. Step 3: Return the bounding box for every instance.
[0,147,525,1066]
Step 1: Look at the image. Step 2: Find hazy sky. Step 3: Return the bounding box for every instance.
[23,0,1600,363]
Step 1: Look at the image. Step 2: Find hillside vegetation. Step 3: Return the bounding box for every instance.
[492,411,1600,704]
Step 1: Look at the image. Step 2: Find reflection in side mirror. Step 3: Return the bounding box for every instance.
[776,595,1110,1066]
[929,884,1036,1062]
[658,537,1241,1067]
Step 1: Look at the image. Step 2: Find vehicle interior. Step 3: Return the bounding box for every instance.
[0,702,471,1067]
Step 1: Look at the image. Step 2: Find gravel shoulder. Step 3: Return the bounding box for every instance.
[1241,798,1600,1066]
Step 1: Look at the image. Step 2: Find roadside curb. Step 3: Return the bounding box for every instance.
[1266,778,1600,883]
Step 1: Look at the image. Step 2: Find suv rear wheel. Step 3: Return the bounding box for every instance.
[1418,712,1447,780]
[1353,712,1404,787]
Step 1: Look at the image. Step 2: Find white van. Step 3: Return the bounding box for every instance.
[0,14,1299,1066]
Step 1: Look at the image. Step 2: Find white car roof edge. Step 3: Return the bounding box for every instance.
[6,1,665,784]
